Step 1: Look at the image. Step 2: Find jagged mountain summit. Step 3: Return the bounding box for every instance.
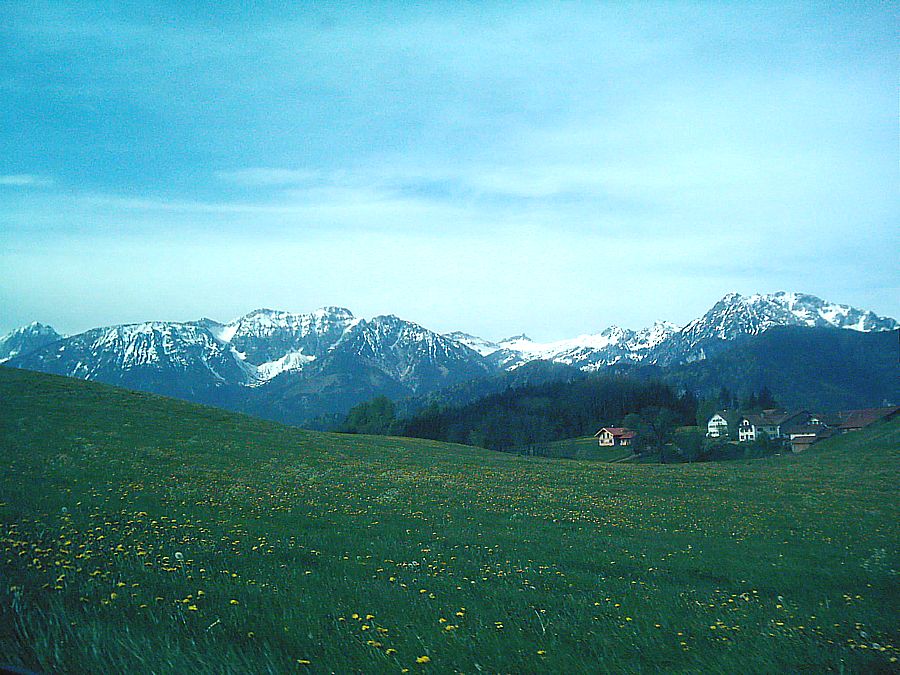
[4,308,492,421]
[0,322,62,363]
[7,321,256,398]
[447,291,898,371]
[650,291,899,366]
[2,291,896,424]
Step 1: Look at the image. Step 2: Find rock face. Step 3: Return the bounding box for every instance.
[4,308,492,423]
[4,292,896,424]
[6,322,255,399]
[0,322,62,363]
[450,291,898,371]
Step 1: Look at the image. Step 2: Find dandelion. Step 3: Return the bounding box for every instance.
[297,659,311,665]
[230,599,239,605]
[416,655,431,663]
[537,650,546,655]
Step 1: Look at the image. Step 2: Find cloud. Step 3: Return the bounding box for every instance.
[0,174,53,187]
[215,168,319,187]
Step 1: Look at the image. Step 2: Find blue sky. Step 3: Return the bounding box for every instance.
[2,1,897,339]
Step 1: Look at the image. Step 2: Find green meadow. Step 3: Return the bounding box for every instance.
[515,436,634,462]
[1,368,897,673]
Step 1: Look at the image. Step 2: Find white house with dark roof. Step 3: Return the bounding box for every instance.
[738,410,810,442]
[706,412,730,438]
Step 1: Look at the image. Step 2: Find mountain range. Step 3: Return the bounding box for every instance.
[2,291,896,424]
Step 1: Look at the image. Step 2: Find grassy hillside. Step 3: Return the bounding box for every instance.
[1,368,898,673]
[513,436,634,462]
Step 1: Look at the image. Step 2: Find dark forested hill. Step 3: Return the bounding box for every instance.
[651,326,898,411]
[395,375,696,451]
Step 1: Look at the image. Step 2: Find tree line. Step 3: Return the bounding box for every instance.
[339,374,698,452]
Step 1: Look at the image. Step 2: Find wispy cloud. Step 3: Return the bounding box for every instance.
[215,168,319,187]
[0,1,896,337]
[0,174,53,187]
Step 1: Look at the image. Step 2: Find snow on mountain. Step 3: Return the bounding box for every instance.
[222,307,357,364]
[254,349,316,383]
[767,291,897,332]
[335,315,493,391]
[453,321,683,372]
[5,291,894,412]
[7,321,256,390]
[0,322,62,363]
[449,292,895,373]
[651,292,898,367]
[444,331,501,357]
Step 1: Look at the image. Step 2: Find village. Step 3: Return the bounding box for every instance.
[595,405,899,456]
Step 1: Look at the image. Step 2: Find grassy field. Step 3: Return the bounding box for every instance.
[515,436,634,462]
[1,368,898,673]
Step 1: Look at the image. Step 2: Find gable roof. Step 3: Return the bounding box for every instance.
[742,410,809,427]
[836,407,899,430]
[594,427,636,439]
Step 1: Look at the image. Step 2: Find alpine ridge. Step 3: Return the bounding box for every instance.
[2,291,896,424]
[0,322,62,363]
[454,291,898,371]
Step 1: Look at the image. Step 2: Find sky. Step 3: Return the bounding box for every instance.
[1,1,898,340]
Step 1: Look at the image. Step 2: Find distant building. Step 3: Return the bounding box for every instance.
[833,407,899,432]
[594,427,636,447]
[738,410,810,442]
[706,412,730,438]
[785,423,835,453]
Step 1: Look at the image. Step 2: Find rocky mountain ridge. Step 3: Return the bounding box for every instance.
[2,291,895,424]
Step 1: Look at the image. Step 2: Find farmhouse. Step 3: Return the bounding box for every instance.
[737,410,810,442]
[785,423,835,453]
[594,427,636,447]
[706,412,730,438]
[833,406,899,432]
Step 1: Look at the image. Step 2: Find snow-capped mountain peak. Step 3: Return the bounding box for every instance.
[444,331,501,357]
[0,322,63,363]
[4,292,895,416]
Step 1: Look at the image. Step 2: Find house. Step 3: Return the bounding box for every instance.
[785,423,835,453]
[737,410,810,442]
[594,427,636,447]
[833,407,899,432]
[706,412,730,438]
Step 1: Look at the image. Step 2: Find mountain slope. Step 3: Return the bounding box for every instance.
[0,322,62,362]
[3,291,896,425]
[638,326,899,410]
[5,309,493,426]
[7,322,253,399]
[238,315,495,425]
[457,291,898,372]
[649,291,899,366]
